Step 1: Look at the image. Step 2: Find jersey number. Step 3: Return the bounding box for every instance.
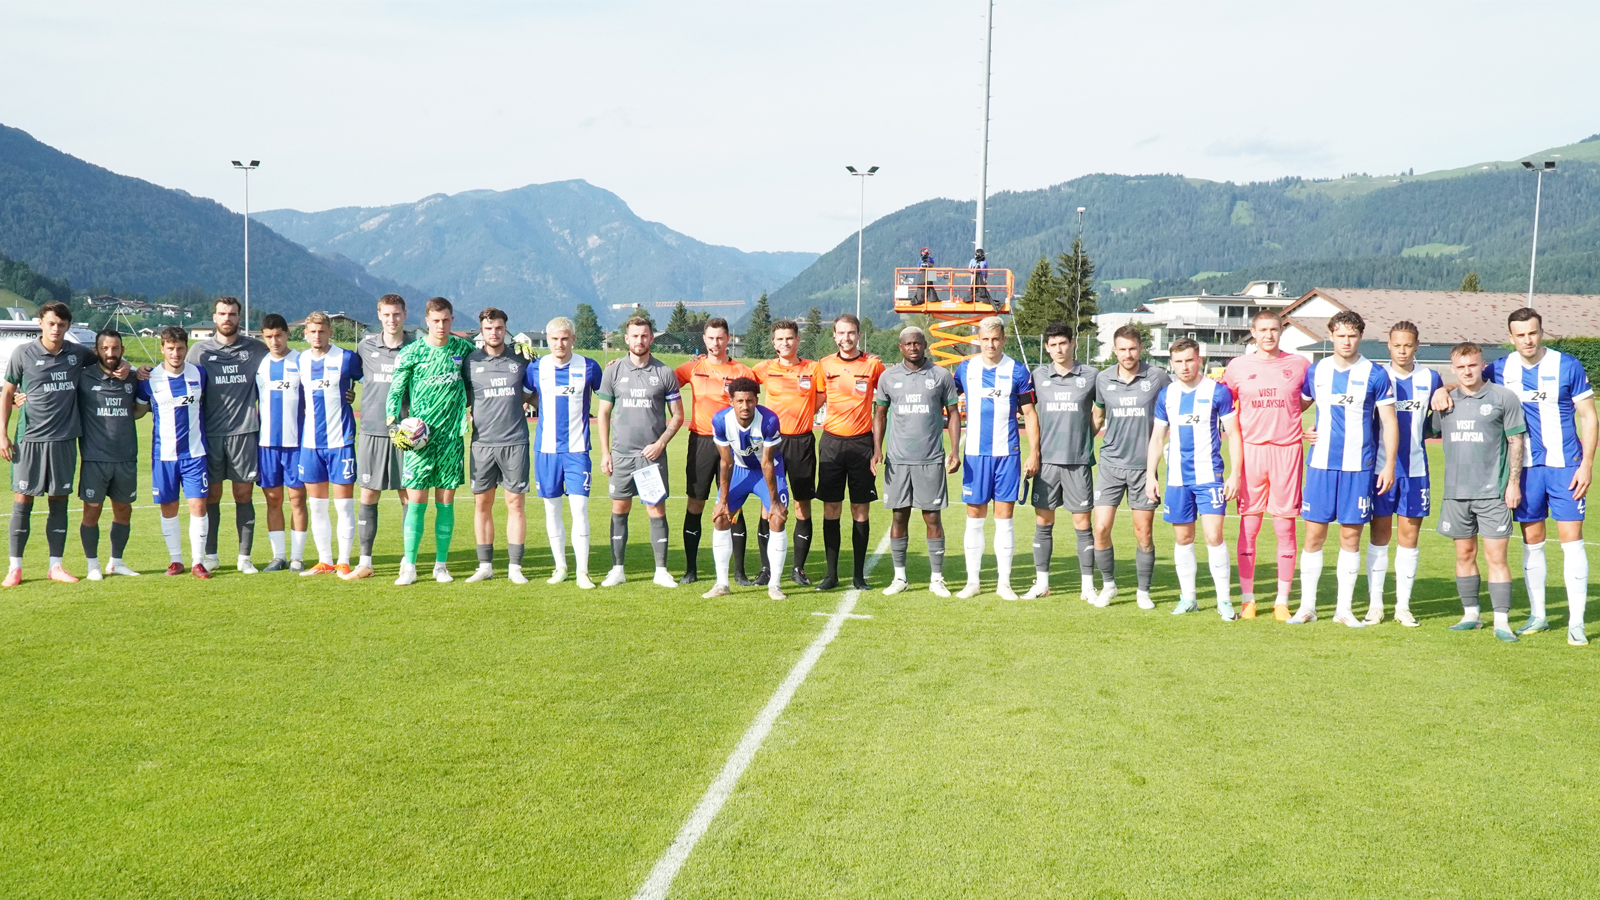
[1333,393,1356,406]
[1522,390,1550,402]
[1180,413,1203,426]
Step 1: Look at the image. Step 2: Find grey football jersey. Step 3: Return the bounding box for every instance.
[1033,362,1099,466]
[5,340,92,442]
[187,335,269,436]
[77,365,140,463]
[597,354,680,455]
[876,360,959,464]
[1432,383,1526,500]
[1094,363,1170,469]
[465,347,532,447]
[356,331,415,436]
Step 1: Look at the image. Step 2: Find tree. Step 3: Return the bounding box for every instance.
[1056,237,1100,359]
[627,304,655,330]
[801,305,831,359]
[573,303,603,350]
[745,292,775,359]
[666,301,692,334]
[1460,271,1482,292]
[1012,256,1065,338]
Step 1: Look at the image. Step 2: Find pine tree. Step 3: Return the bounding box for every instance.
[1055,238,1100,359]
[1460,271,1482,292]
[1012,256,1065,338]
[666,301,691,334]
[573,303,604,350]
[745,292,775,359]
[803,306,829,360]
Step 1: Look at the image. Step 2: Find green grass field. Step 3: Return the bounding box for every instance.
[2,372,1597,898]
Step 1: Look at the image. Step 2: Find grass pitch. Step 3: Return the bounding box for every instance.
[2,401,1597,898]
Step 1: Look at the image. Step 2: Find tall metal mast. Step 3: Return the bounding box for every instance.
[975,0,993,252]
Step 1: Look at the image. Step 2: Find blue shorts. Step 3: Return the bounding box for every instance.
[726,464,789,512]
[1301,467,1376,525]
[1372,472,1430,519]
[1163,483,1228,525]
[536,450,592,498]
[1516,465,1587,523]
[257,446,303,490]
[298,446,356,486]
[961,454,1023,505]
[151,456,210,504]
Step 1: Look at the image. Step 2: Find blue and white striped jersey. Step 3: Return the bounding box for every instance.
[1302,357,1394,472]
[1153,378,1235,486]
[136,364,208,462]
[256,350,303,449]
[953,354,1035,457]
[298,346,364,450]
[525,353,603,454]
[1387,364,1442,479]
[1486,349,1594,468]
[711,405,784,472]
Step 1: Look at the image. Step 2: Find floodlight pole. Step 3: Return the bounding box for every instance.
[231,160,260,331]
[1074,206,1085,362]
[975,0,994,253]
[846,165,878,321]
[1524,160,1555,303]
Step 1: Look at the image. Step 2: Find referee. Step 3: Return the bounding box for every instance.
[816,313,885,591]
[753,319,824,586]
[673,318,755,584]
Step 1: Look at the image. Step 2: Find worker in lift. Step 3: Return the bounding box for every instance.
[971,248,998,310]
[913,247,939,305]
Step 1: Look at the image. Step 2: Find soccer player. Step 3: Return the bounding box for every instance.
[953,316,1040,599]
[1432,342,1525,640]
[137,326,212,578]
[254,314,307,572]
[674,318,755,584]
[816,314,885,590]
[524,316,603,588]
[1291,310,1398,627]
[346,293,415,580]
[77,328,144,579]
[1437,307,1596,644]
[464,307,533,583]
[188,296,269,574]
[752,319,824,585]
[1144,338,1242,618]
[872,326,961,596]
[295,312,364,576]
[1091,325,1171,608]
[1366,321,1440,626]
[705,377,790,600]
[387,297,474,585]
[1222,309,1312,619]
[1027,321,1100,601]
[597,316,684,589]
[0,302,100,585]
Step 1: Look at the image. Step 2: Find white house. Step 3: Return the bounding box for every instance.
[1092,280,1296,363]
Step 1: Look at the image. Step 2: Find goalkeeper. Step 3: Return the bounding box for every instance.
[387,296,475,585]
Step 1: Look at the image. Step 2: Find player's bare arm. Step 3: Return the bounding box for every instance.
[1091,403,1105,436]
[1021,401,1041,477]
[1430,382,1459,412]
[944,404,961,474]
[0,380,15,461]
[762,443,787,530]
[1375,403,1399,495]
[1506,432,1524,511]
[1144,420,1168,505]
[1223,416,1243,501]
[712,442,734,527]
[870,403,887,475]
[596,397,615,475]
[646,397,683,462]
[1571,395,1596,499]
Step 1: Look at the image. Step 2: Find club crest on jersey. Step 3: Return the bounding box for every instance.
[1480,403,1494,415]
[67,355,77,365]
[1282,368,1293,379]
[925,378,937,389]
[648,375,660,386]
[1441,520,1451,532]
[1140,381,1151,392]
[798,376,811,389]
[855,379,869,394]
[1076,377,1086,387]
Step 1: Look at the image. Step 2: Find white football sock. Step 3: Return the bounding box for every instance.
[712,527,733,586]
[568,494,590,576]
[189,513,208,567]
[1174,541,1197,601]
[268,530,285,559]
[309,497,332,564]
[161,514,183,563]
[1562,540,1588,628]
[1298,549,1324,614]
[290,529,307,564]
[544,498,567,571]
[994,518,1014,589]
[1523,541,1548,619]
[49,556,62,570]
[1335,549,1361,618]
[1208,541,1230,606]
[963,517,985,586]
[334,498,355,565]
[1367,542,1389,607]
[767,526,788,578]
[1394,546,1420,614]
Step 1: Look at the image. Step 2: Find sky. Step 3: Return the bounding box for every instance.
[3,1,1598,255]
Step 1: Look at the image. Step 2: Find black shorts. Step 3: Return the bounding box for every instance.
[780,432,817,502]
[685,432,722,501]
[816,432,877,504]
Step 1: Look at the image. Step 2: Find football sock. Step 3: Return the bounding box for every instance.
[993,518,1014,588]
[1136,546,1156,593]
[1075,527,1094,590]
[567,494,590,575]
[1335,549,1361,618]
[237,502,256,557]
[1394,546,1420,613]
[110,521,129,561]
[823,517,841,581]
[767,526,788,578]
[433,500,454,565]
[358,503,379,562]
[1094,546,1116,587]
[1489,580,1513,631]
[1238,514,1262,601]
[681,511,701,576]
[963,517,985,586]
[10,499,32,563]
[1298,549,1324,614]
[402,501,426,566]
[45,496,67,560]
[610,513,629,567]
[291,529,307,564]
[80,523,99,560]
[1367,542,1390,608]
[1174,542,1198,601]
[851,519,869,582]
[269,530,286,559]
[1208,541,1231,607]
[1032,523,1053,580]
[757,517,770,572]
[546,498,568,571]
[731,511,748,580]
[334,497,355,565]
[712,527,733,586]
[928,536,946,577]
[309,497,333,564]
[1274,516,1298,602]
[477,543,494,565]
[160,514,182,563]
[1562,540,1588,628]
[794,518,813,571]
[509,543,524,568]
[1522,541,1548,619]
[189,513,208,567]
[205,501,221,556]
[1457,574,1482,620]
[649,515,670,568]
[891,534,909,581]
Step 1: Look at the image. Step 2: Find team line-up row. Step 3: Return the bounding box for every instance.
[0,296,1593,643]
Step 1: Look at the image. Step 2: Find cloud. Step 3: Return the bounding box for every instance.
[1133,134,1160,149]
[1204,136,1335,168]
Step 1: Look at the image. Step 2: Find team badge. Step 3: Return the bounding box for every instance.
[647,375,660,387]
[1076,377,1086,388]
[1282,368,1293,379]
[1140,381,1151,392]
[1480,403,1493,415]
[925,378,936,389]
[125,384,133,393]
[855,379,869,395]
[798,376,811,389]
[1441,520,1451,532]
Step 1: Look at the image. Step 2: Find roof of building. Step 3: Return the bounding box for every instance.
[1296,339,1512,365]
[1283,288,1600,343]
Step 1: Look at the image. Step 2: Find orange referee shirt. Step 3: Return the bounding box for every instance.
[675,355,757,436]
[752,356,824,436]
[818,350,885,437]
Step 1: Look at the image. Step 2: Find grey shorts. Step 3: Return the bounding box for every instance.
[207,432,259,483]
[79,459,137,505]
[470,443,531,494]
[1094,465,1158,511]
[11,441,76,496]
[1438,498,1514,541]
[882,460,948,511]
[356,433,406,492]
[609,452,671,501]
[1034,463,1093,513]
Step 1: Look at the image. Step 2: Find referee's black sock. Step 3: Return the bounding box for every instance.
[682,511,702,576]
[823,517,841,580]
[851,519,869,582]
[731,511,748,580]
[205,501,221,556]
[794,518,812,572]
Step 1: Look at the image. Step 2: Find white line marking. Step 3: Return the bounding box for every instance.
[812,611,872,619]
[632,529,892,900]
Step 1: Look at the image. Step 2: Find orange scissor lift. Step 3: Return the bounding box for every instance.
[892,267,1016,368]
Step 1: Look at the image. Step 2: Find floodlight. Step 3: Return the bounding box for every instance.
[867,166,879,174]
[231,160,242,167]
[1545,161,1556,169]
[846,166,858,174]
[1522,161,1535,169]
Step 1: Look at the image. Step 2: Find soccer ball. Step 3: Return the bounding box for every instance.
[391,417,430,451]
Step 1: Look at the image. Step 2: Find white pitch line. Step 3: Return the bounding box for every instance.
[632,529,892,900]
